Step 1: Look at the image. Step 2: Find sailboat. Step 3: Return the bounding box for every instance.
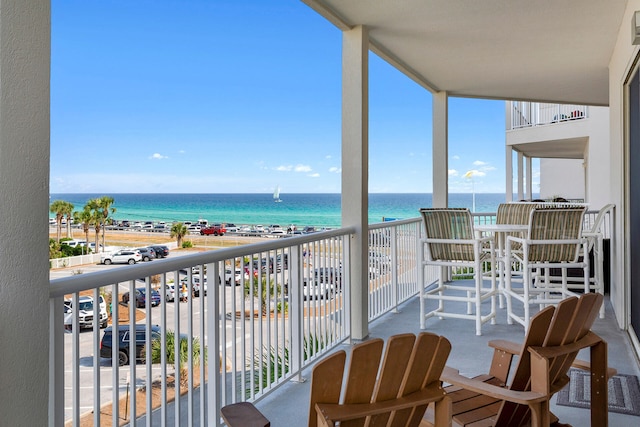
[273,185,282,203]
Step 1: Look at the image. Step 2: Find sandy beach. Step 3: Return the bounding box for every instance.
[50,228,267,251]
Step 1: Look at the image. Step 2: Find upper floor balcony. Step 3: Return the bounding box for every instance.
[509,101,590,130]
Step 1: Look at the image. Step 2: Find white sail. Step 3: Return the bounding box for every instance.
[273,186,282,202]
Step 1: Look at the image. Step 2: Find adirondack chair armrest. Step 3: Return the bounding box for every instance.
[221,402,270,427]
[315,385,447,426]
[528,331,603,360]
[488,339,522,355]
[441,366,547,406]
[572,358,618,379]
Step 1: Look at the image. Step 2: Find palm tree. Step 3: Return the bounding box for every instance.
[86,198,103,251]
[97,196,115,252]
[61,201,74,239]
[49,200,68,242]
[170,222,188,247]
[73,208,92,252]
[150,330,203,388]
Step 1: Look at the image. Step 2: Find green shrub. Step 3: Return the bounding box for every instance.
[182,240,193,248]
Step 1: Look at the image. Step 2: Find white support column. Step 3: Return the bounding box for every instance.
[517,152,524,200]
[506,146,513,202]
[0,1,50,425]
[526,156,533,200]
[342,25,369,341]
[432,91,448,207]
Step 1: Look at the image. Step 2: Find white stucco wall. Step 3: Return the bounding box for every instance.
[0,0,51,424]
[540,158,585,200]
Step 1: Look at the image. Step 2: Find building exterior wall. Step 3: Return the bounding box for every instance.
[540,158,585,200]
[0,0,51,424]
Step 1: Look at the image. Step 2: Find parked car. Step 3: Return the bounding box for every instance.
[164,284,175,302]
[61,239,86,248]
[135,247,156,262]
[64,295,108,329]
[191,275,207,297]
[122,288,161,308]
[223,268,248,286]
[200,224,226,236]
[225,223,239,232]
[100,324,161,365]
[101,250,142,265]
[303,280,332,300]
[148,245,169,258]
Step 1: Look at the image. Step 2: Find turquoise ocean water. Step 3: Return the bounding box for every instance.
[49,193,526,229]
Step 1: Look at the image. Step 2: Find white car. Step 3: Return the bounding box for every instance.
[64,295,108,329]
[165,284,176,302]
[101,250,142,265]
[303,280,332,300]
[189,275,207,297]
[223,268,248,286]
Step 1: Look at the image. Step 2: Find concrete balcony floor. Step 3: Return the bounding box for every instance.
[144,287,639,426]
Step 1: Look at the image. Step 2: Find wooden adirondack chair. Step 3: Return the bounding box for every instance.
[311,332,452,427]
[437,292,610,427]
[221,332,453,427]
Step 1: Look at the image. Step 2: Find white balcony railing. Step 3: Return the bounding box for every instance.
[510,101,589,129]
[50,218,436,427]
[50,209,611,426]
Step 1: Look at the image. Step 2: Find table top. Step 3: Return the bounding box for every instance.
[475,224,529,233]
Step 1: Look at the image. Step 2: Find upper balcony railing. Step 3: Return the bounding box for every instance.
[509,101,589,130]
[50,218,436,427]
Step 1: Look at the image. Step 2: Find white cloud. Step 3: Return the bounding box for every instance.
[452,155,460,160]
[448,169,458,176]
[276,165,292,171]
[309,173,320,178]
[294,164,312,173]
[178,150,185,154]
[325,155,332,159]
[150,153,168,160]
[473,160,487,166]
[329,167,341,173]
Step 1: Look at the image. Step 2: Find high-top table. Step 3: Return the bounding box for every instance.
[475,224,529,306]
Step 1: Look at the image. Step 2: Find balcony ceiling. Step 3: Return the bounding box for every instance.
[510,137,588,159]
[302,0,628,106]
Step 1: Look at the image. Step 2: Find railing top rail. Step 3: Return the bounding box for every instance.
[50,225,356,298]
[368,217,421,229]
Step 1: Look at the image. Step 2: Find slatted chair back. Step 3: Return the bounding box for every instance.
[496,203,541,252]
[309,332,451,427]
[419,208,475,262]
[494,292,603,426]
[496,202,540,225]
[526,207,586,263]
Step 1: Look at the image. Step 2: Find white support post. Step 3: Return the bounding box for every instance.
[342,25,369,341]
[432,91,449,208]
[506,146,514,202]
[517,152,525,200]
[526,156,533,200]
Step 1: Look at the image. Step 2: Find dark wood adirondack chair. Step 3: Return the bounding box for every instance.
[438,292,611,427]
[222,332,453,427]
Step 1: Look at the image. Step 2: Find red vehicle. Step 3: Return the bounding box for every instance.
[200,224,226,236]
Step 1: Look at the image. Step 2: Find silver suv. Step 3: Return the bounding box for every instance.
[101,250,142,265]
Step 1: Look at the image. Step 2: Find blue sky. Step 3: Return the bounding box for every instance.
[51,0,524,194]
